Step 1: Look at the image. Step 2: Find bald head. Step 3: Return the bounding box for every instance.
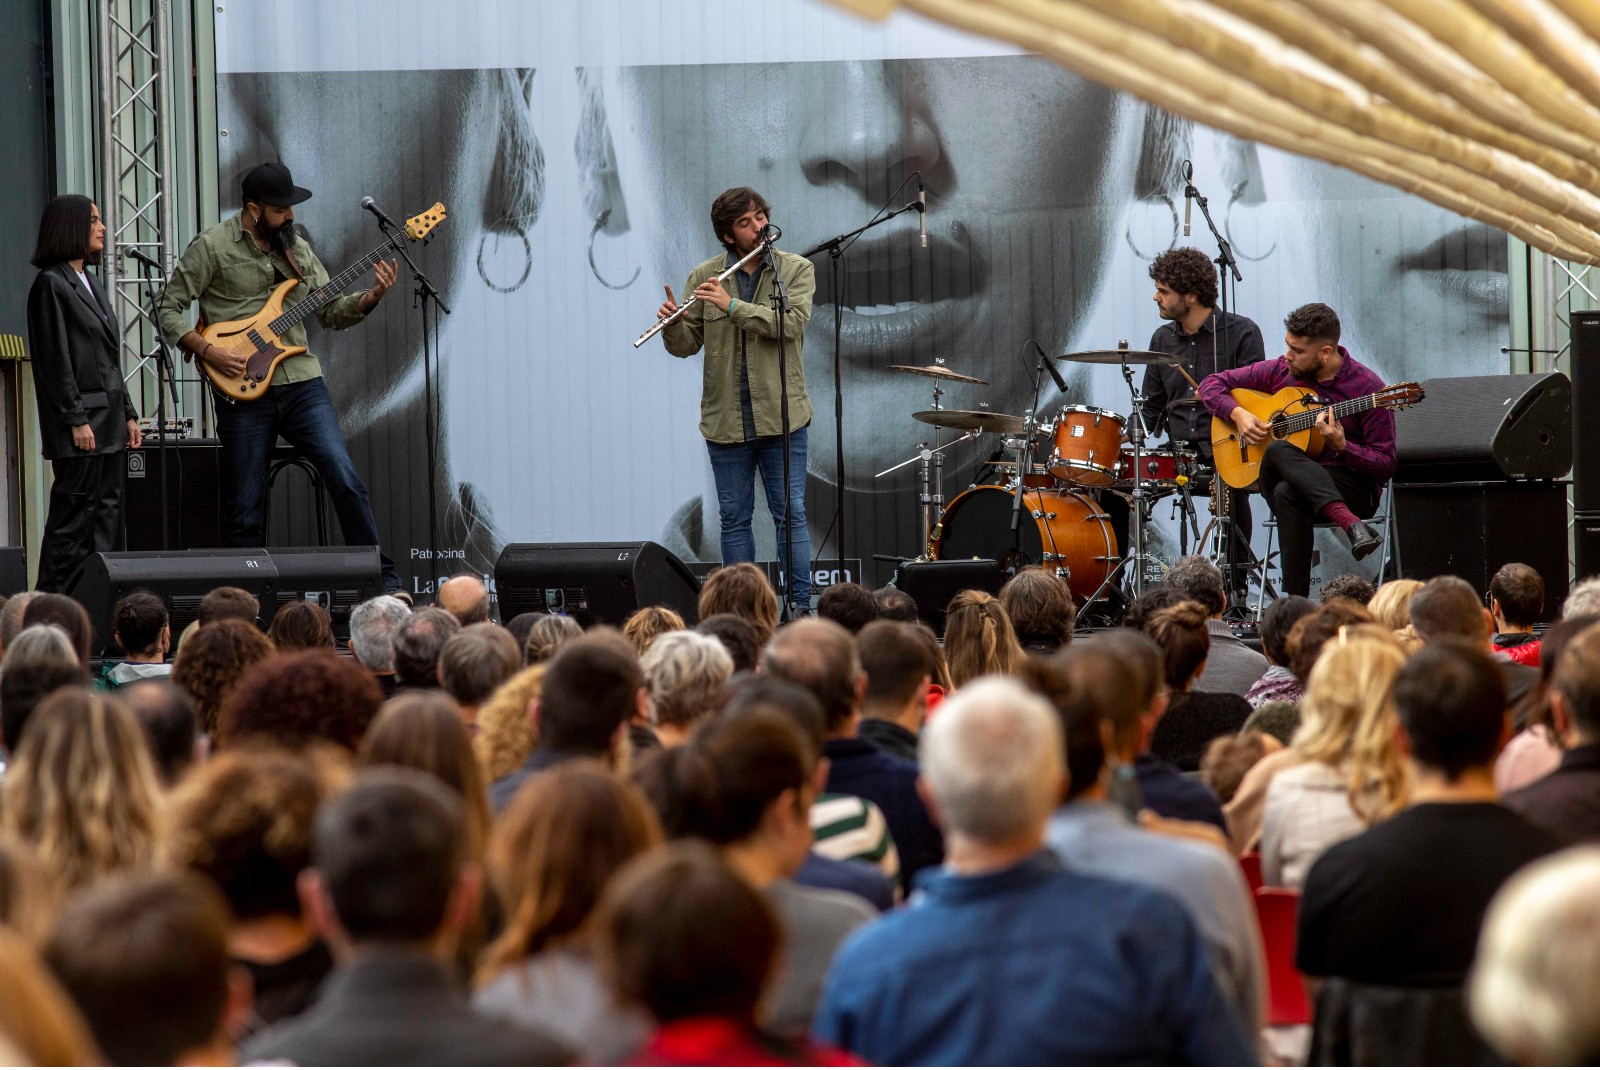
[760,618,863,734]
[436,575,490,626]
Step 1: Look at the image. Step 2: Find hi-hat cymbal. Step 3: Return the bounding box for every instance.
[1059,348,1186,366]
[887,363,988,385]
[913,408,1024,433]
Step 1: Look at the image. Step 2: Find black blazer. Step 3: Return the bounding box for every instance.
[25,263,138,461]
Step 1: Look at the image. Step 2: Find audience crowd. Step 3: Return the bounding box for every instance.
[0,554,1592,1066]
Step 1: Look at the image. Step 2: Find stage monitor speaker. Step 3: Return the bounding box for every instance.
[494,542,701,627]
[123,439,223,551]
[265,546,382,644]
[1393,373,1571,483]
[888,558,1008,635]
[66,549,278,656]
[1571,312,1600,514]
[1393,481,1568,621]
[0,548,26,597]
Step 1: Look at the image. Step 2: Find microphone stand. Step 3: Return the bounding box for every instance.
[766,234,799,618]
[132,260,181,550]
[375,216,451,593]
[801,179,924,585]
[1009,341,1061,566]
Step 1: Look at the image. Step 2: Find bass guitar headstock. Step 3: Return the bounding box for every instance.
[405,202,448,242]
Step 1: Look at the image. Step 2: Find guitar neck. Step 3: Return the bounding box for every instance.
[1276,392,1381,434]
[269,230,405,335]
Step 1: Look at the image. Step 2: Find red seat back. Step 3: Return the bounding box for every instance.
[1256,887,1312,1026]
[1239,851,1264,894]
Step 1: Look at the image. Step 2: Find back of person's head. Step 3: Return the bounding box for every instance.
[1490,563,1544,628]
[439,623,520,707]
[0,624,90,753]
[538,630,641,755]
[816,582,879,634]
[1564,576,1600,619]
[1058,631,1164,751]
[267,599,334,651]
[943,589,1026,687]
[481,761,660,982]
[112,590,168,658]
[999,567,1076,648]
[695,613,761,673]
[436,574,491,626]
[347,595,410,672]
[21,593,92,666]
[1015,657,1102,800]
[1142,599,1211,690]
[719,673,827,751]
[504,612,543,652]
[872,585,919,623]
[697,562,780,645]
[1259,595,1317,667]
[196,586,259,627]
[857,620,936,712]
[312,767,468,944]
[1200,732,1273,805]
[1319,573,1376,606]
[597,841,778,1026]
[1552,624,1600,743]
[390,607,461,687]
[1164,555,1226,617]
[920,677,1063,842]
[1393,638,1508,780]
[120,680,198,786]
[217,650,384,752]
[523,612,582,666]
[641,630,733,734]
[163,746,333,921]
[1410,575,1491,644]
[1120,584,1183,631]
[1292,629,1409,819]
[636,707,814,844]
[911,621,954,692]
[0,688,161,892]
[1471,845,1600,1065]
[43,872,233,1066]
[360,691,491,858]
[0,927,100,1065]
[1368,578,1425,632]
[0,591,36,653]
[171,617,275,734]
[1285,598,1376,681]
[0,834,57,945]
[622,606,686,655]
[760,617,862,733]
[473,664,545,783]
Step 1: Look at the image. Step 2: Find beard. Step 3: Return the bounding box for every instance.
[262,217,297,253]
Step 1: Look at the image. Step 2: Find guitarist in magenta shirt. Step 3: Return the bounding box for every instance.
[1197,303,1397,597]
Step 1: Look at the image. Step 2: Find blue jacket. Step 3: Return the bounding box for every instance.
[823,737,943,884]
[814,851,1254,1066]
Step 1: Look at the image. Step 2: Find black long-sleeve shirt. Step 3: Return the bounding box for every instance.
[1141,309,1266,443]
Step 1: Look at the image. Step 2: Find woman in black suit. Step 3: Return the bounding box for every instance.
[25,195,141,592]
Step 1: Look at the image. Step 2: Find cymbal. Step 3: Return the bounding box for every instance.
[1059,348,1186,366]
[887,363,988,385]
[913,408,1025,433]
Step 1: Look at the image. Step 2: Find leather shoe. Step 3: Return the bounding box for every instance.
[1344,521,1382,561]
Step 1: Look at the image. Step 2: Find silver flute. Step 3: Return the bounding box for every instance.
[634,229,779,348]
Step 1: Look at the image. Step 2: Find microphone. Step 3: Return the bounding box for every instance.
[360,196,400,229]
[121,245,162,270]
[917,175,927,249]
[760,222,782,243]
[1031,340,1069,394]
[1182,160,1193,237]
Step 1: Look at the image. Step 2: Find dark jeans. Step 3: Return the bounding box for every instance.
[215,377,397,589]
[706,424,811,609]
[37,451,122,592]
[1259,440,1381,597]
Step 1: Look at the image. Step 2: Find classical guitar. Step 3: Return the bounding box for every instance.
[1210,382,1424,489]
[195,202,447,401]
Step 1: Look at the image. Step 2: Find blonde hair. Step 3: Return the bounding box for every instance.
[1368,578,1424,632]
[944,590,1026,688]
[622,606,686,655]
[640,630,733,730]
[0,688,162,893]
[1291,628,1410,822]
[0,928,100,1065]
[474,663,547,783]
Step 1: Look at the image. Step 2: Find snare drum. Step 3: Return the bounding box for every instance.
[931,485,1118,604]
[1114,446,1198,491]
[1048,405,1125,487]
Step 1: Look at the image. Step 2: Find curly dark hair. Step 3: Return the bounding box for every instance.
[217,650,384,752]
[1284,302,1341,345]
[1148,246,1218,308]
[172,619,275,733]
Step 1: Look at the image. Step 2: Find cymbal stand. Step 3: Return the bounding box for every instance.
[874,379,978,556]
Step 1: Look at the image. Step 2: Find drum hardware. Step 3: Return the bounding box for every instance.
[911,408,1026,434]
[878,376,986,555]
[1047,405,1125,486]
[930,485,1117,604]
[887,362,988,385]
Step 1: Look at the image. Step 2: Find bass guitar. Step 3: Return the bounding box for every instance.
[1210,382,1424,489]
[195,202,447,401]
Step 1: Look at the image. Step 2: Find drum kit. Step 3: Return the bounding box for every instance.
[878,346,1231,616]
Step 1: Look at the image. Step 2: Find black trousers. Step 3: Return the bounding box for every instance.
[1258,440,1381,598]
[37,451,123,592]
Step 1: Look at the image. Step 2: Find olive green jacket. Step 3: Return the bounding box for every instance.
[662,249,814,444]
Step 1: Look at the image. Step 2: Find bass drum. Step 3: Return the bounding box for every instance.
[932,485,1118,605]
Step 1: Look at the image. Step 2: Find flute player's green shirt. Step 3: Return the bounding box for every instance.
[157,214,371,386]
[661,248,815,445]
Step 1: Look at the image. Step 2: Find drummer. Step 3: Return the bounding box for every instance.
[1140,248,1266,604]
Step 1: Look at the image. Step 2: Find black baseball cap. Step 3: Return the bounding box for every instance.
[240,162,313,207]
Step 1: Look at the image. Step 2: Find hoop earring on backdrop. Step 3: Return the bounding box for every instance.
[1124,195,1181,262]
[588,209,639,290]
[1222,191,1275,262]
[477,227,532,293]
